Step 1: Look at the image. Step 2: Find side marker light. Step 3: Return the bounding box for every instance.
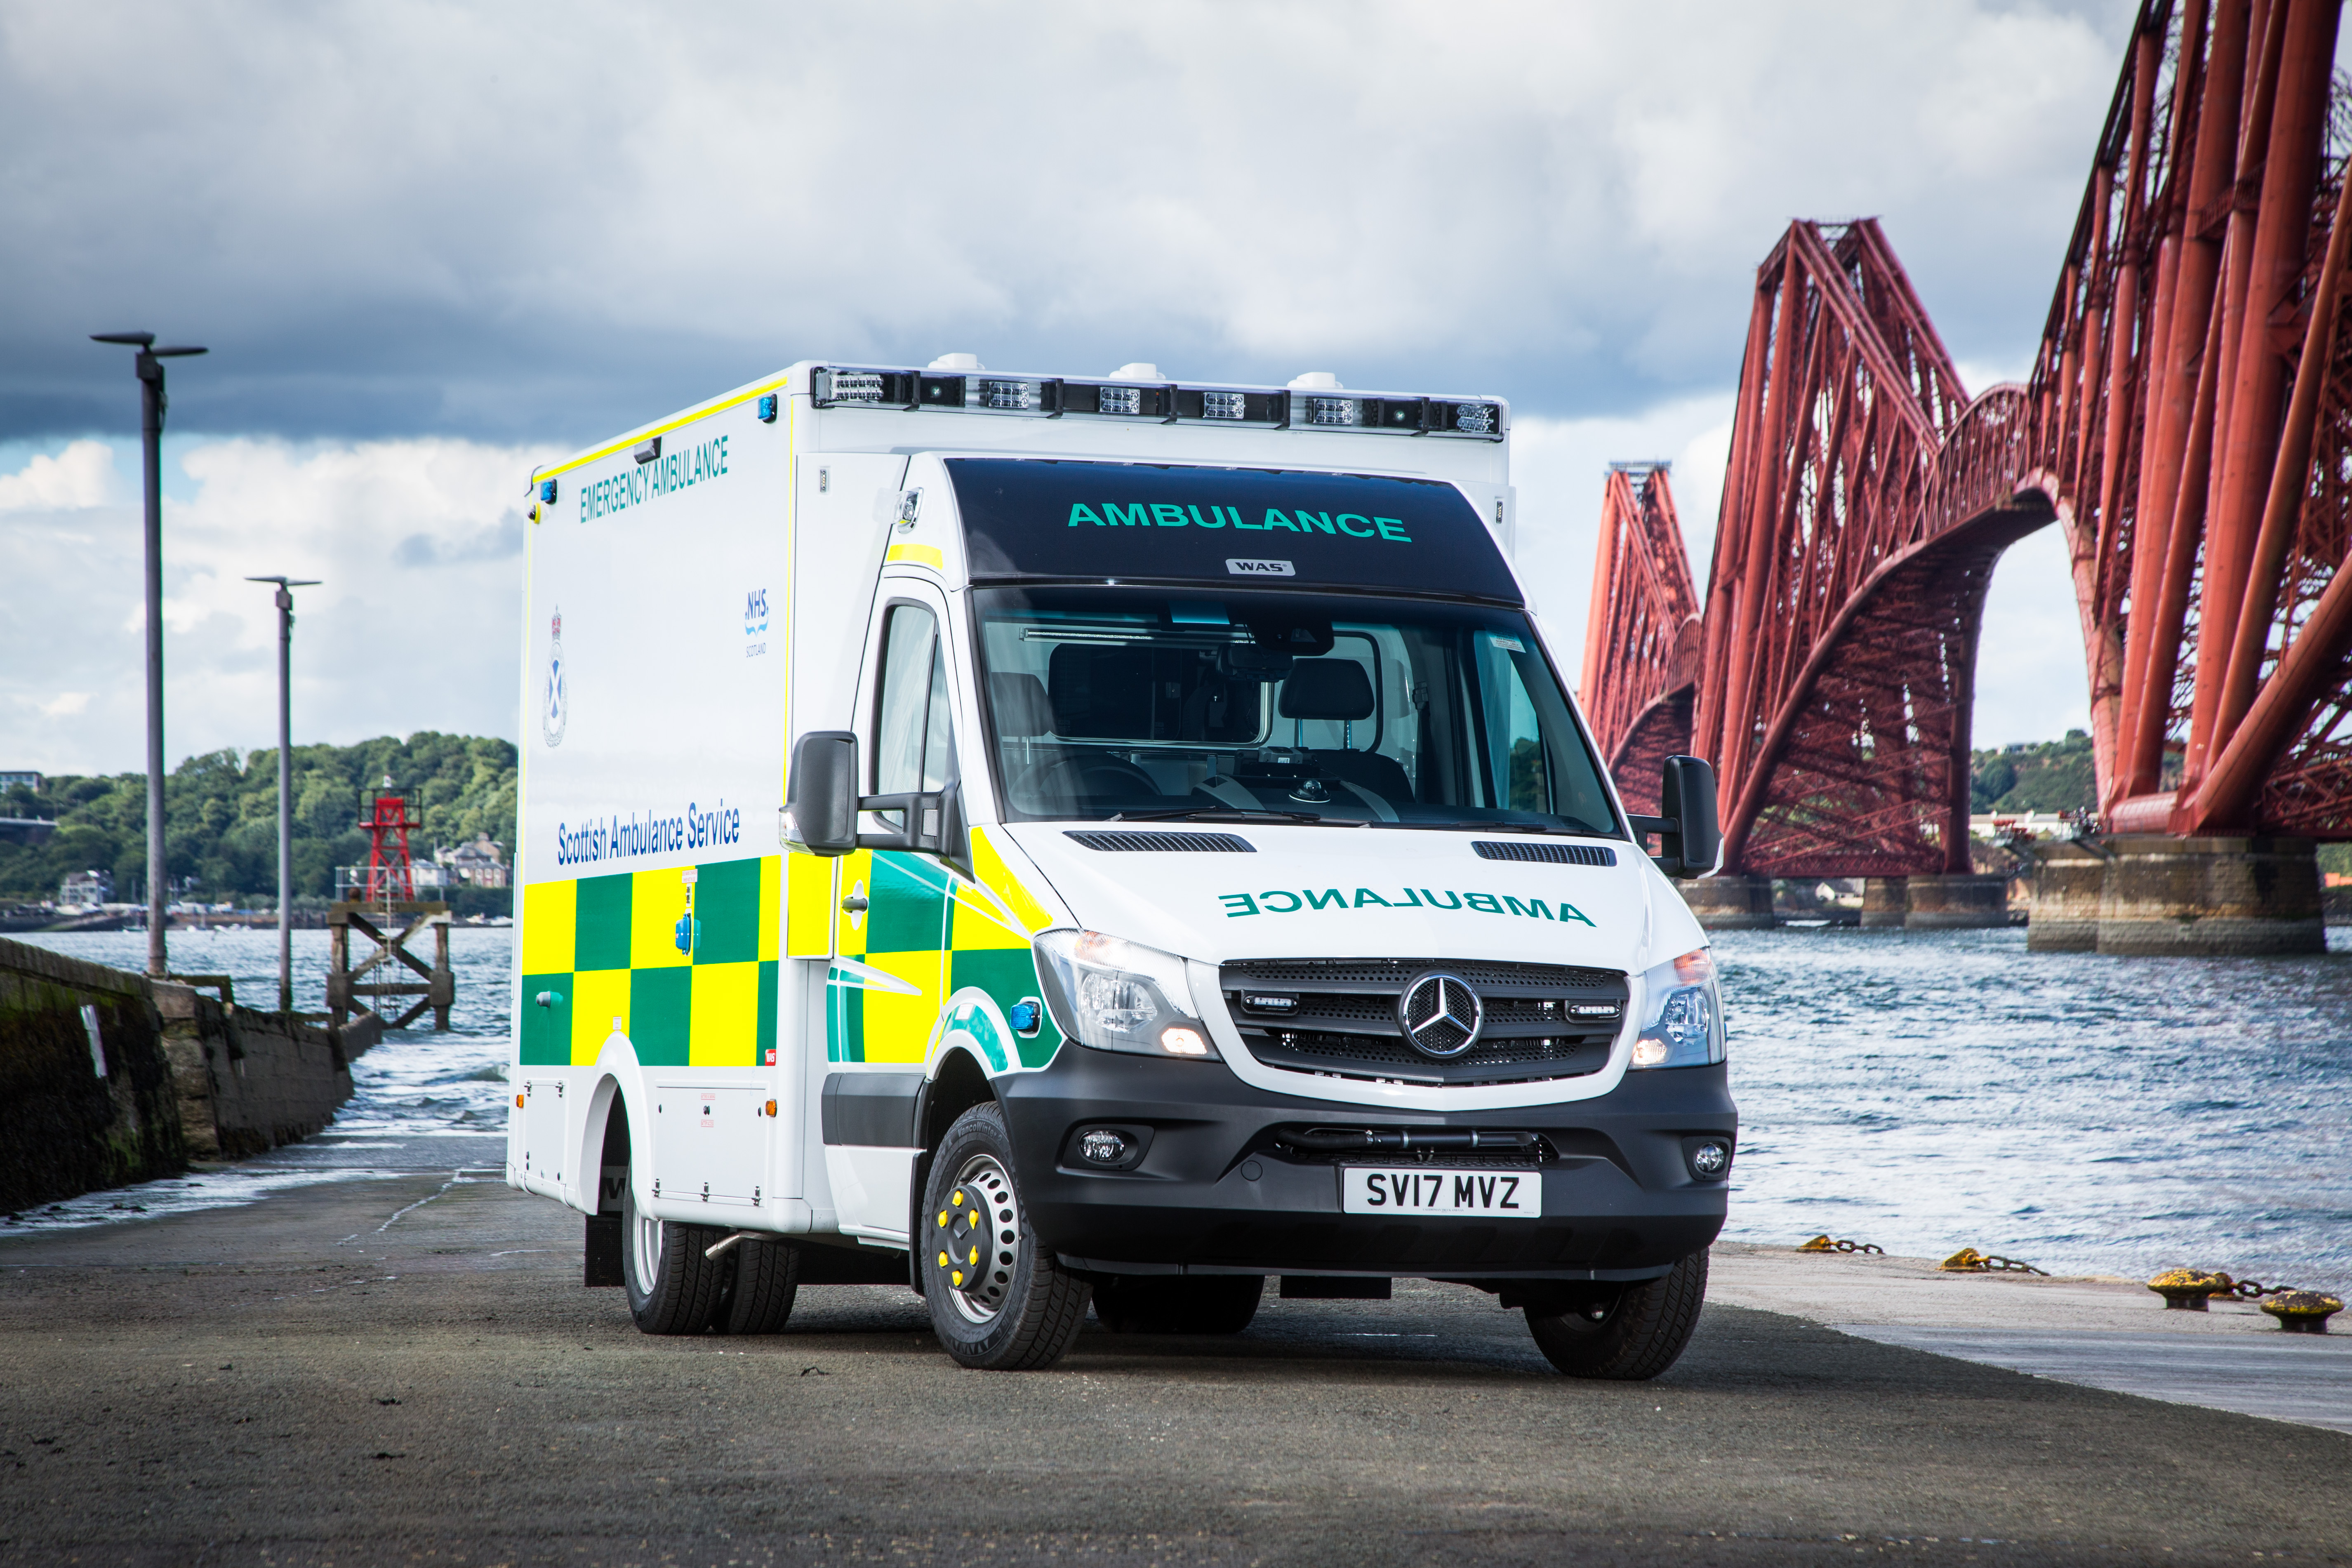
[756,393,778,423]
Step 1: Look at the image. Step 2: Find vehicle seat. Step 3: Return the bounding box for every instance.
[1278,659,1414,805]
[990,672,1053,739]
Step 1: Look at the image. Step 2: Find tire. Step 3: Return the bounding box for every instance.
[1093,1274,1264,1335]
[712,1238,800,1335]
[920,1102,1090,1370]
[1525,1248,1708,1380]
[622,1172,729,1335]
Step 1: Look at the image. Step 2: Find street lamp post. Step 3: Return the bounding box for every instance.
[246,575,320,1013]
[91,331,208,977]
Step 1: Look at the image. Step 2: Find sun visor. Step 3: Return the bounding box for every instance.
[946,458,1519,604]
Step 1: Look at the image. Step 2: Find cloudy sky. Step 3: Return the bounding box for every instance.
[2,0,2139,777]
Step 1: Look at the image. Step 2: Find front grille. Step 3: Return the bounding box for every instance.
[1064,830,1255,852]
[1471,839,1618,866]
[1221,957,1629,1087]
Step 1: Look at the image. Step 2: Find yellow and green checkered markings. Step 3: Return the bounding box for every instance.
[518,856,780,1067]
[828,848,1062,1071]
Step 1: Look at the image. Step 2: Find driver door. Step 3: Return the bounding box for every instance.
[829,585,960,1066]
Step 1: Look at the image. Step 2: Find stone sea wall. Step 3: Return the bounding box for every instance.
[0,935,382,1212]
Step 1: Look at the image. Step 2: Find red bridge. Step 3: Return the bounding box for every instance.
[1578,0,2348,952]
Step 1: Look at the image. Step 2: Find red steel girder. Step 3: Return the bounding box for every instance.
[2031,0,2352,838]
[1578,463,1701,815]
[1578,0,2352,859]
[1685,219,2053,877]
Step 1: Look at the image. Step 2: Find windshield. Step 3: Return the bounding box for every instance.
[971,587,1620,835]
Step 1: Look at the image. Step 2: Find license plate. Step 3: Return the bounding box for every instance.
[1342,1167,1540,1218]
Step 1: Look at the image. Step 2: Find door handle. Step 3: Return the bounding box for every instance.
[840,895,869,913]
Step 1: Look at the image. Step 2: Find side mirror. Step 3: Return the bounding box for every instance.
[784,731,859,856]
[1631,754,1721,879]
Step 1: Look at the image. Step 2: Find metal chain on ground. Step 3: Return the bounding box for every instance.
[1939,1248,2048,1275]
[1799,1235,1886,1255]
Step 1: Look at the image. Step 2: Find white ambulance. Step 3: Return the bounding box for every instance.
[506,356,1733,1376]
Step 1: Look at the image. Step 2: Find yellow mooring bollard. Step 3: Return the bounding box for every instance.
[2146,1268,2234,1309]
[2258,1292,2342,1334]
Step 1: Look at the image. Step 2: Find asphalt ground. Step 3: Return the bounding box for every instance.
[3,1165,2347,1568]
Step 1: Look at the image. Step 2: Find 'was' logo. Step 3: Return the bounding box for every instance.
[542,608,567,747]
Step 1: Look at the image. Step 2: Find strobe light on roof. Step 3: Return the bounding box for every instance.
[807,365,1503,439]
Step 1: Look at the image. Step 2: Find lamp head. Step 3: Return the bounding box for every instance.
[90,331,155,347]
[152,346,208,358]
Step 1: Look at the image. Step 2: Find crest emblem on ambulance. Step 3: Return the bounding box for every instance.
[541,607,567,747]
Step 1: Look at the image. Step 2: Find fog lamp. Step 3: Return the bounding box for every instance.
[1079,1130,1130,1165]
[1688,1141,1730,1180]
[1159,1026,1210,1056]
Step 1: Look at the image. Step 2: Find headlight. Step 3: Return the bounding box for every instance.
[1629,947,1724,1069]
[1033,930,1219,1060]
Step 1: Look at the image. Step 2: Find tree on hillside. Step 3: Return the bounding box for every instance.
[0,734,517,905]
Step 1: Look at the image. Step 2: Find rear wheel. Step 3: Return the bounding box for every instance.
[1093,1274,1264,1335]
[712,1238,800,1335]
[921,1103,1090,1370]
[1525,1249,1707,1380]
[622,1172,728,1335]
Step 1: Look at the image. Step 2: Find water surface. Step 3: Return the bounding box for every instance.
[12,925,2349,1296]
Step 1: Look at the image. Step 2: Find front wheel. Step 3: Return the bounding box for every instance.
[921,1103,1090,1370]
[1526,1249,1708,1380]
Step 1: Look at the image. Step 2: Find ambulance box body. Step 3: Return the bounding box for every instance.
[508,360,1734,1375]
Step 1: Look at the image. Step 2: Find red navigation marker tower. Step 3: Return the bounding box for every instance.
[327,777,454,1030]
[358,785,424,903]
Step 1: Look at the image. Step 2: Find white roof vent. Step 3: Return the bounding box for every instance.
[1107,362,1165,381]
[928,352,984,372]
[1288,371,1343,390]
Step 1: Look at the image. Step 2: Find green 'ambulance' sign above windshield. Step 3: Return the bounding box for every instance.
[947,458,1520,603]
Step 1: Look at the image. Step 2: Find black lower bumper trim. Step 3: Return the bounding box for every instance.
[998,1048,1735,1279]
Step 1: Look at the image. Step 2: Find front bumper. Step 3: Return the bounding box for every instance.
[997,1048,1735,1281]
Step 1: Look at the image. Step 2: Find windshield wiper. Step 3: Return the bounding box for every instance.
[1393,819,1622,838]
[1110,807,1334,825]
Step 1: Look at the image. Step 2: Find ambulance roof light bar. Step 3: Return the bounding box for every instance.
[806,364,1504,440]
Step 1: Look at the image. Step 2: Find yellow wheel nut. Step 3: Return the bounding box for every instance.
[951,1270,964,1287]
[938,1211,948,1227]
[937,1251,949,1267]
[968,1245,979,1267]
[952,1191,964,1207]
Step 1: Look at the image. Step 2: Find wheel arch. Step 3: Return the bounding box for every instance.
[906,1045,1000,1289]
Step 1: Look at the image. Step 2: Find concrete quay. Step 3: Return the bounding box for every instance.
[2,1167,2345,1567]
[1709,1242,2352,1435]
